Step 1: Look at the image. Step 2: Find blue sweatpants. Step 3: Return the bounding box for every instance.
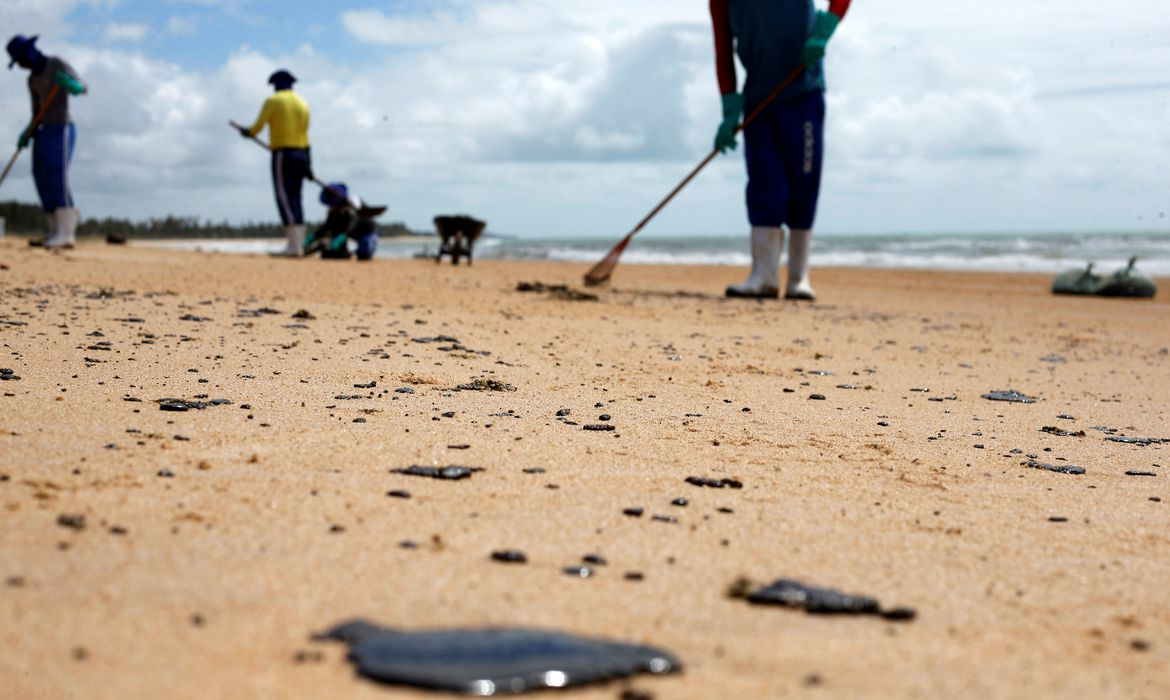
[742,89,825,230]
[32,123,76,213]
[271,148,310,225]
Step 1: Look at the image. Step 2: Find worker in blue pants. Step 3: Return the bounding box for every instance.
[710,0,851,299]
[7,34,87,249]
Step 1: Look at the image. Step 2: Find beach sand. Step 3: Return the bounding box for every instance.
[1,238,1168,699]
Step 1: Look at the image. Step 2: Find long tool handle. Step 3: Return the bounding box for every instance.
[230,119,330,189]
[0,84,62,191]
[583,64,807,286]
[227,120,387,217]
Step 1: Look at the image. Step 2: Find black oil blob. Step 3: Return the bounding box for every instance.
[583,424,615,432]
[57,514,86,530]
[981,390,1039,404]
[491,550,528,564]
[1023,460,1086,475]
[454,379,516,392]
[685,476,743,489]
[316,620,681,695]
[1106,437,1165,446]
[391,466,483,480]
[158,399,207,412]
[744,578,915,621]
[1040,426,1085,437]
[156,398,231,412]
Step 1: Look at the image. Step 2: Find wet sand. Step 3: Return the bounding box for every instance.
[1,238,1168,699]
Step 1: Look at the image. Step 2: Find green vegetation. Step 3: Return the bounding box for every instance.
[0,200,422,239]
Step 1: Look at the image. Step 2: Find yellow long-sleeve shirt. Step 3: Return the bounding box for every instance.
[247,89,310,149]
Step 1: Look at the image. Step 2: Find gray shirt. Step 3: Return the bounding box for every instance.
[28,56,84,125]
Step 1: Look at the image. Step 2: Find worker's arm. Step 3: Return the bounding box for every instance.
[805,0,852,64]
[243,98,274,138]
[709,0,743,154]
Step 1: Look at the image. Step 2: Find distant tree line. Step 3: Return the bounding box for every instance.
[0,200,422,239]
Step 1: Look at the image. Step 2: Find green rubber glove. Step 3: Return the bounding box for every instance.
[303,228,324,255]
[713,92,744,154]
[17,127,31,150]
[802,10,841,65]
[53,70,86,96]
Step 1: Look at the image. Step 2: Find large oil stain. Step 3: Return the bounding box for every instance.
[316,619,681,695]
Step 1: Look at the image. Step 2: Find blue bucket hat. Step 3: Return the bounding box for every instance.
[268,69,296,89]
[7,34,40,69]
[320,182,348,207]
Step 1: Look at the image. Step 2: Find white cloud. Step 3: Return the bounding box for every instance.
[340,9,466,47]
[166,16,198,36]
[104,22,149,43]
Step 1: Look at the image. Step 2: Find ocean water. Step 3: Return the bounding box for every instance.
[147,231,1170,277]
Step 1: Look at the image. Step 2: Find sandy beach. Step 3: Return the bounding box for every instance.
[1,237,1168,699]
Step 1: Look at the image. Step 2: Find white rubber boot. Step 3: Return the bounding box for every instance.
[45,208,77,249]
[726,226,782,299]
[785,227,816,300]
[273,225,306,257]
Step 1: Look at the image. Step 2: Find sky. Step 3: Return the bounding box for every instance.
[2,0,1169,238]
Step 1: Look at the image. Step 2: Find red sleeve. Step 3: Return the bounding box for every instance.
[710,0,736,95]
[828,0,851,19]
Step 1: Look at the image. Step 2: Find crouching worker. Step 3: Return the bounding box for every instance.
[304,183,378,261]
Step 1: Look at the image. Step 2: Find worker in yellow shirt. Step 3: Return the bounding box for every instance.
[238,69,311,257]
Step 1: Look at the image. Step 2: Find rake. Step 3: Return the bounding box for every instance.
[583,64,806,287]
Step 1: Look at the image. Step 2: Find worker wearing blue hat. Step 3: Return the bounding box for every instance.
[239,69,312,256]
[7,34,87,248]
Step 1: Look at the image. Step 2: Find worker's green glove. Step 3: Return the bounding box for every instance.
[304,228,325,255]
[802,10,841,65]
[713,92,744,154]
[17,127,31,150]
[54,70,86,96]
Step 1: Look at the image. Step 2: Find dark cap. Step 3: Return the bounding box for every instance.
[7,34,39,69]
[268,69,296,88]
